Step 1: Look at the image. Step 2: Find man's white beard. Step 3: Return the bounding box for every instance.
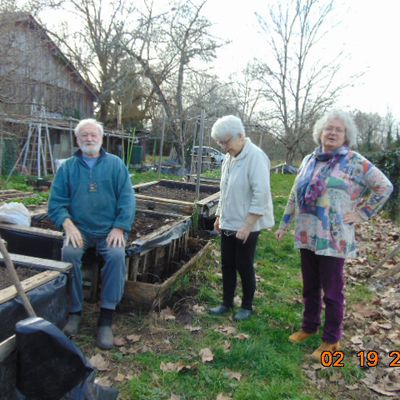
[80,144,101,156]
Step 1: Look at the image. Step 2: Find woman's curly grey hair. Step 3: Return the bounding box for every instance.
[211,115,245,141]
[313,110,358,147]
[74,118,104,137]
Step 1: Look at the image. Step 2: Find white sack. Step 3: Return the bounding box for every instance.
[0,202,31,226]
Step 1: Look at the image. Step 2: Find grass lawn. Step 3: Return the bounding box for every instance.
[1,172,371,399]
[88,173,359,400]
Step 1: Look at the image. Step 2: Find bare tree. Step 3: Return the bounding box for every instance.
[46,0,134,123]
[353,110,383,152]
[381,110,400,150]
[122,0,223,168]
[227,63,264,127]
[255,0,353,163]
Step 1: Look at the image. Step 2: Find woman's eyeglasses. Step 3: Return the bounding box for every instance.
[217,137,233,147]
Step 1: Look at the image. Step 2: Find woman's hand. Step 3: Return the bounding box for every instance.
[275,228,286,241]
[236,226,251,243]
[214,217,221,233]
[343,211,363,225]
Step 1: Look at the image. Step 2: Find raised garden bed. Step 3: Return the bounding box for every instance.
[0,254,72,399]
[0,190,36,203]
[0,254,72,342]
[134,180,220,228]
[0,209,193,304]
[123,237,211,311]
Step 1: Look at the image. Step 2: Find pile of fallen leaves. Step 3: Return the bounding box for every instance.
[77,215,400,400]
[83,304,249,400]
[304,215,400,399]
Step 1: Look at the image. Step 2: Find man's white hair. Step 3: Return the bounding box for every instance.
[211,115,245,141]
[74,118,104,137]
[313,110,358,147]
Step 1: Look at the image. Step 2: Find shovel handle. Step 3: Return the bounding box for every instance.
[0,235,36,317]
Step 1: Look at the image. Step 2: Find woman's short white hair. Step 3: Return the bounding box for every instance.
[74,118,104,137]
[313,109,357,147]
[211,115,245,141]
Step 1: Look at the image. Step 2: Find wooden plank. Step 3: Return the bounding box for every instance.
[0,270,60,305]
[133,180,159,190]
[196,191,220,207]
[0,253,71,272]
[129,257,140,281]
[0,223,63,239]
[0,335,16,362]
[137,200,192,215]
[135,194,194,207]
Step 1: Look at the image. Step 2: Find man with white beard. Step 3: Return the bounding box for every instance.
[48,118,135,350]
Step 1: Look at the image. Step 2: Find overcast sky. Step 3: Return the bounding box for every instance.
[38,0,400,118]
[202,0,400,117]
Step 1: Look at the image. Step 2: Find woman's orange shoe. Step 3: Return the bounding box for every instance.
[311,341,340,361]
[288,330,316,343]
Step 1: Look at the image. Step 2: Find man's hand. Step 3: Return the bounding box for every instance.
[214,217,221,233]
[275,228,286,241]
[63,218,83,248]
[107,228,126,248]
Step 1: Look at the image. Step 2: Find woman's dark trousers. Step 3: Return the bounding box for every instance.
[220,231,260,310]
[300,249,345,343]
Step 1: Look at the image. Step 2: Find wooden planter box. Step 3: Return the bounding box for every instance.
[134,179,220,219]
[0,254,72,399]
[123,238,211,311]
[0,254,72,342]
[125,210,192,284]
[0,209,193,304]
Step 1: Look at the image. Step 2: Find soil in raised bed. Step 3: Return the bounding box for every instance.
[137,185,213,202]
[31,211,180,242]
[0,265,39,290]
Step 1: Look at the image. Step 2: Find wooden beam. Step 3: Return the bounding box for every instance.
[0,223,63,239]
[0,270,60,305]
[0,253,71,272]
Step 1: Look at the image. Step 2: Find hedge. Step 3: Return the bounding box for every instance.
[366,150,400,222]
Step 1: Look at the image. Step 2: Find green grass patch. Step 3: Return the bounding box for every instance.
[114,173,345,399]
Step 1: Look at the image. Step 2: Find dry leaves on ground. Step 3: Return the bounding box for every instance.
[199,347,214,363]
[310,216,400,398]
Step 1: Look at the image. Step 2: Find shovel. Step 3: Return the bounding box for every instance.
[0,235,93,400]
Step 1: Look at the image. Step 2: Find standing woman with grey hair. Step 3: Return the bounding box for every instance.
[209,115,274,321]
[276,109,393,360]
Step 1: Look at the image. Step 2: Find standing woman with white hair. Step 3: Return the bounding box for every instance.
[276,109,393,360]
[209,115,274,321]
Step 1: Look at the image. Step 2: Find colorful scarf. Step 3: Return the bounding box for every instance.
[296,146,349,208]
